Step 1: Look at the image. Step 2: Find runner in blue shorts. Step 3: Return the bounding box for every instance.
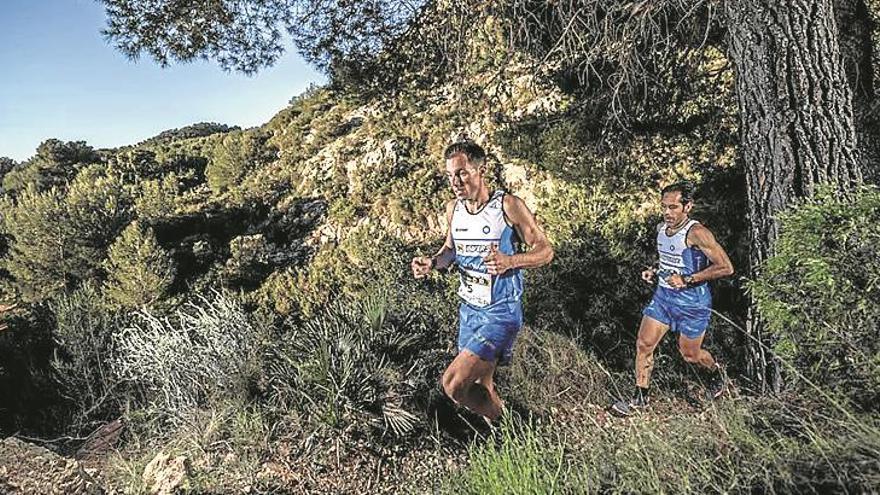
[612,181,734,416]
[411,136,553,422]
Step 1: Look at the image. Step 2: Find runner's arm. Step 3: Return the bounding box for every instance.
[431,199,457,270]
[685,224,734,283]
[502,194,554,269]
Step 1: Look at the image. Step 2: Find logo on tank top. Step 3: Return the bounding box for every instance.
[670,245,675,252]
[482,225,490,234]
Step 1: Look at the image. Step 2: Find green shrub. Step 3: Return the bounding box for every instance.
[1,165,133,302]
[260,225,456,318]
[2,139,98,195]
[222,234,272,289]
[449,398,880,494]
[751,186,880,409]
[103,222,177,309]
[134,172,181,221]
[0,185,70,301]
[265,293,432,435]
[449,416,568,495]
[109,148,164,184]
[206,130,276,193]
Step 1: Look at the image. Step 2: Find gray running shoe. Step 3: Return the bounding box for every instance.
[610,392,649,417]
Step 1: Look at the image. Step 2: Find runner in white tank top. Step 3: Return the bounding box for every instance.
[411,137,554,423]
[611,182,734,417]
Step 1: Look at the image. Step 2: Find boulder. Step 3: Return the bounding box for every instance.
[0,437,103,494]
[142,452,191,495]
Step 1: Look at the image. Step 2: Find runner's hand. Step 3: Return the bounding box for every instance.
[641,268,655,284]
[484,243,512,275]
[666,273,687,289]
[411,256,433,279]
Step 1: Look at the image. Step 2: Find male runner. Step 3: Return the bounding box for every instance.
[611,181,734,416]
[411,138,553,421]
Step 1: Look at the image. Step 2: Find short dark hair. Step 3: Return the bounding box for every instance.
[661,181,695,204]
[443,136,486,167]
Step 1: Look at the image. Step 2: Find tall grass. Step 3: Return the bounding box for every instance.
[448,324,880,495]
[448,397,879,494]
[449,415,568,495]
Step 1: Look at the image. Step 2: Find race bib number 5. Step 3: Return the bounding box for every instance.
[458,267,493,307]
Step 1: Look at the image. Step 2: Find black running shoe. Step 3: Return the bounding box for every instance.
[610,391,649,417]
[707,365,727,400]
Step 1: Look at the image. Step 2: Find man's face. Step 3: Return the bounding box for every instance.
[445,153,484,201]
[660,191,692,227]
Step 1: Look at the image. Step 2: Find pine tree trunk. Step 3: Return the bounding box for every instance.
[836,0,879,181]
[724,0,863,391]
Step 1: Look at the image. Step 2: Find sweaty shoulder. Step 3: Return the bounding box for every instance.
[502,193,529,212]
[502,193,528,222]
[686,222,715,247]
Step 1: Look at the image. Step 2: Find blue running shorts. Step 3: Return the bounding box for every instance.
[642,286,712,339]
[458,301,523,366]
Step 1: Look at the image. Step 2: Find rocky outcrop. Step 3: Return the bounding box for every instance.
[0,437,103,494]
[142,452,191,495]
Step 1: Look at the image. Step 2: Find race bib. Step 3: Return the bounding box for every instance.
[458,267,493,307]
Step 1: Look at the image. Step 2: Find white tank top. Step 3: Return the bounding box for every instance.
[450,191,523,307]
[656,219,707,289]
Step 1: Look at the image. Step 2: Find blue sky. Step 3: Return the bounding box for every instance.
[0,0,324,162]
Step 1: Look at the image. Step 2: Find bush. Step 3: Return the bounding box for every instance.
[222,234,272,289]
[103,222,177,309]
[448,398,880,494]
[134,172,181,221]
[109,148,163,184]
[265,291,445,436]
[449,416,568,494]
[111,291,268,421]
[50,284,123,432]
[206,130,276,193]
[0,165,132,302]
[0,185,70,301]
[260,224,456,318]
[2,139,98,195]
[751,186,880,409]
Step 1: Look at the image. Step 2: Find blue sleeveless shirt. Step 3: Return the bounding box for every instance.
[656,219,711,306]
[451,191,524,308]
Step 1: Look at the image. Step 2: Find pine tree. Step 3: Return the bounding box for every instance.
[103,222,176,309]
[0,165,131,302]
[2,139,98,195]
[206,130,274,193]
[64,165,132,281]
[0,185,71,301]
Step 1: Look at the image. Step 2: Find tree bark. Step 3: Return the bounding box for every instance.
[724,0,863,391]
[835,0,879,181]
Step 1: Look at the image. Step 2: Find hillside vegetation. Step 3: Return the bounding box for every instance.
[0,1,878,493]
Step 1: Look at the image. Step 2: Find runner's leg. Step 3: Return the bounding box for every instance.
[677,332,716,370]
[441,350,502,420]
[636,315,670,388]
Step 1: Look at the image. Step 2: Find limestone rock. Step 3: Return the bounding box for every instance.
[142,452,191,495]
[0,437,103,494]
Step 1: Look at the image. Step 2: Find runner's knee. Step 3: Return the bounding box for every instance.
[440,369,455,393]
[636,337,656,356]
[443,376,469,401]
